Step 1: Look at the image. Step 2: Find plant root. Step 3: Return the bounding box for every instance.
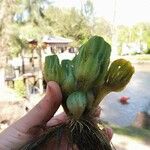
[20,118,112,150]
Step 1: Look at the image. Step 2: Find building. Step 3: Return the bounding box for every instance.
[42,35,73,54]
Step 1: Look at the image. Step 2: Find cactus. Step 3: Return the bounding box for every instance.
[94,43,111,86]
[25,35,135,150]
[74,36,111,91]
[93,59,135,107]
[66,91,87,119]
[104,59,135,92]
[86,90,95,110]
[44,55,62,84]
[43,37,134,121]
[61,59,76,95]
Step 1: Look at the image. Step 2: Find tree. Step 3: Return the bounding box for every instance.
[60,8,91,45]
[81,0,95,35]
[44,7,91,46]
[9,34,27,57]
[132,23,150,49]
[0,0,20,66]
[0,0,90,61]
[94,18,112,43]
[81,0,94,22]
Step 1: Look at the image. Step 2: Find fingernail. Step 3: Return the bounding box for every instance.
[46,82,52,96]
[45,82,56,98]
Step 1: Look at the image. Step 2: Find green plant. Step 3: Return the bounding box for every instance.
[14,78,26,97]
[143,48,150,54]
[22,35,134,150]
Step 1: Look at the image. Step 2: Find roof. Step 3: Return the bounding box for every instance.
[27,39,37,43]
[42,35,73,44]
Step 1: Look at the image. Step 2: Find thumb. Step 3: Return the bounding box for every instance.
[0,81,62,150]
[14,81,62,133]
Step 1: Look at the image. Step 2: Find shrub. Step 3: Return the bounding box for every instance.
[14,78,26,97]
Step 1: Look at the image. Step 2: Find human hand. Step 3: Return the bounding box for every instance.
[0,81,113,150]
[0,81,64,150]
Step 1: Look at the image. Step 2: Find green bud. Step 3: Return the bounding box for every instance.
[66,91,87,119]
[44,55,62,84]
[61,59,76,94]
[104,59,135,92]
[74,36,111,90]
[93,59,134,107]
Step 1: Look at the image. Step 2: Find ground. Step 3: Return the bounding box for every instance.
[111,125,150,150]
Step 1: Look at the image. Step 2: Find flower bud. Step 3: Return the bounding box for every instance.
[104,59,135,92]
[66,91,87,119]
[61,59,76,95]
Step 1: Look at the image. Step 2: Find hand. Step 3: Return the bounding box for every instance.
[0,81,64,150]
[0,81,113,150]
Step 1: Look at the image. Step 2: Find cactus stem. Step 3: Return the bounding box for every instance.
[93,86,110,107]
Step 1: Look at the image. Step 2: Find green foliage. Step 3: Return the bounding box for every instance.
[120,54,150,61]
[112,126,150,141]
[0,0,19,58]
[117,25,130,55]
[117,25,130,43]
[0,0,112,58]
[117,23,150,55]
[44,7,91,46]
[144,49,150,54]
[9,33,27,57]
[14,79,26,97]
[94,18,112,44]
[1,0,150,59]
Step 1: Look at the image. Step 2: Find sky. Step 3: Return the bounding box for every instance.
[52,0,150,26]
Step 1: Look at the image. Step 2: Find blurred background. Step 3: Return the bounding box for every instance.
[0,0,150,149]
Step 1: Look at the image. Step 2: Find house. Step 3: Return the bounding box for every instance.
[42,35,73,54]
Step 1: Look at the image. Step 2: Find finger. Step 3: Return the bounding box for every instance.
[46,112,68,127]
[13,81,62,133]
[102,127,113,141]
[47,106,102,127]
[93,106,102,117]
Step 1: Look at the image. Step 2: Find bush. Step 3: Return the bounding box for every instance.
[14,79,26,97]
[143,48,150,54]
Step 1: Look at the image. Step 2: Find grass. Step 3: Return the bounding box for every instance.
[118,54,150,61]
[111,125,150,142]
[132,54,150,61]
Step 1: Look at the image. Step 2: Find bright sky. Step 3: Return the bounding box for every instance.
[52,0,150,26]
